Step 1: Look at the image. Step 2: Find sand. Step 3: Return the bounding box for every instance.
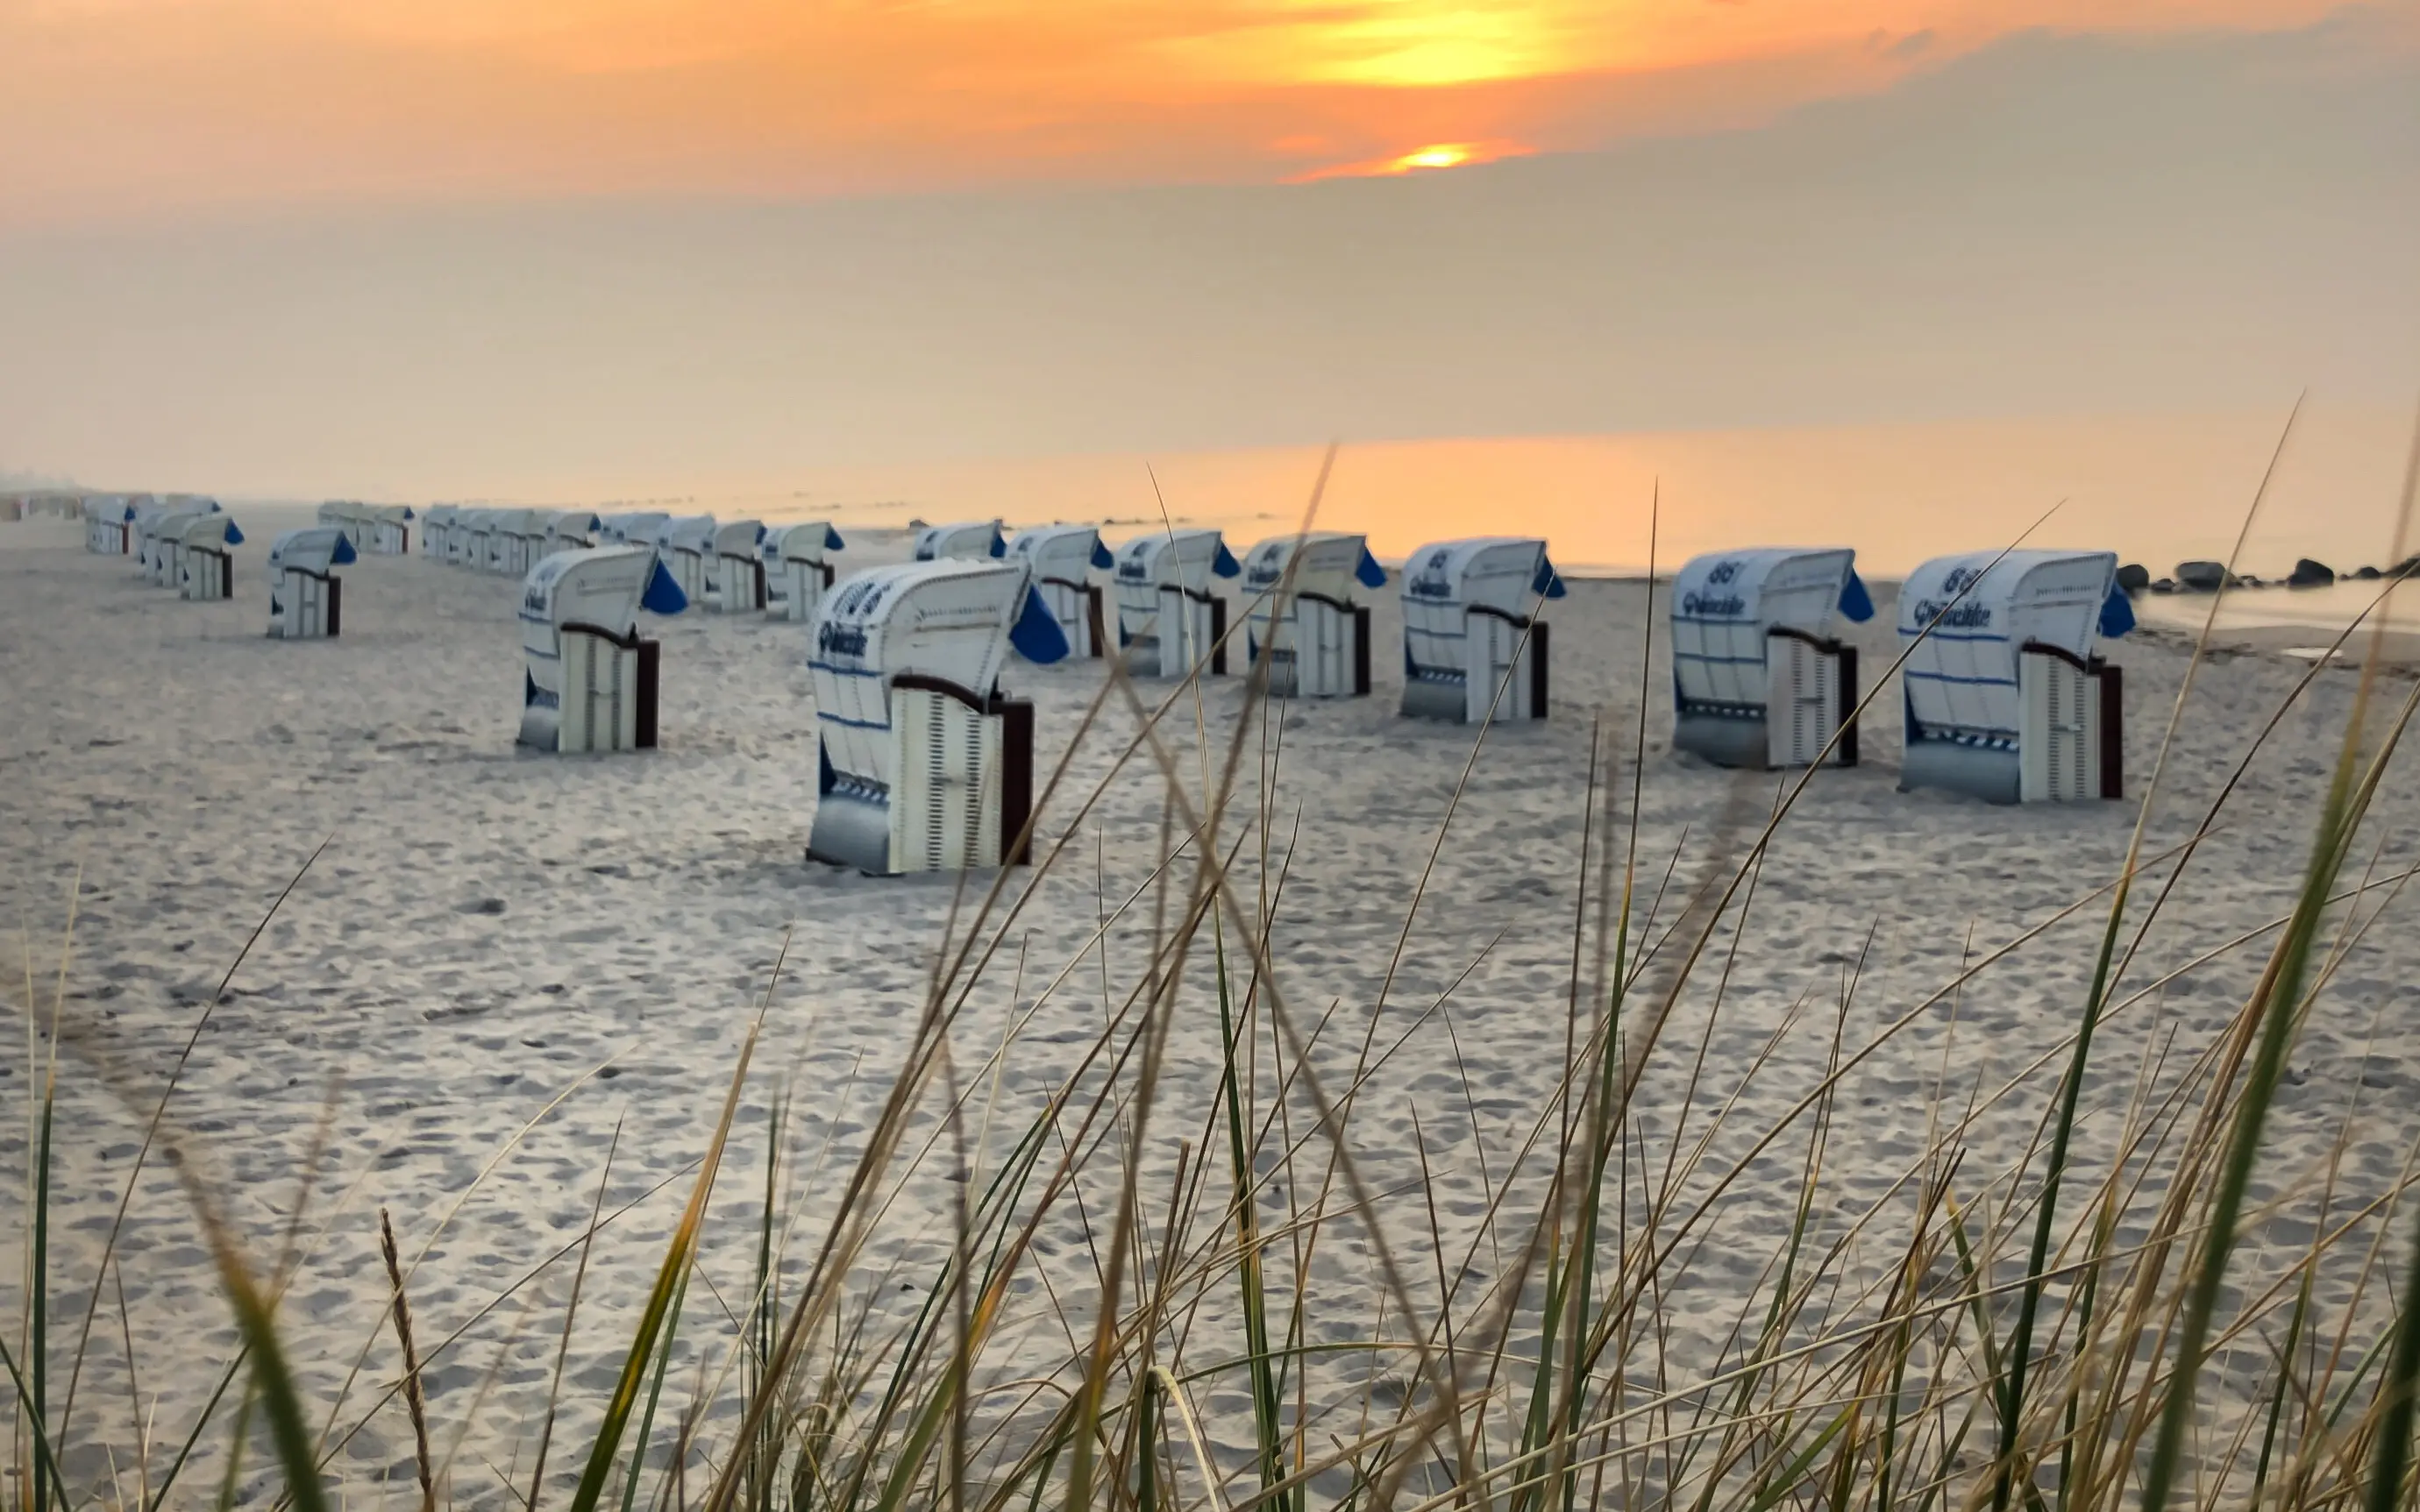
[4,508,2418,1503]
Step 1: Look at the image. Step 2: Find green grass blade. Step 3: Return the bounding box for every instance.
[1989,892,2125,1512]
[2139,784,2365,1512]
[570,1019,761,1512]
[616,1266,692,1512]
[210,1253,329,1512]
[31,1083,54,1512]
[0,1328,75,1512]
[2362,1196,2420,1512]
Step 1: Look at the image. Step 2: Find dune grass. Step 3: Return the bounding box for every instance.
[12,429,2420,1511]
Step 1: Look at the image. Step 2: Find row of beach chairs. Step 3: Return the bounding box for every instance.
[82,494,247,601]
[81,494,2138,869]
[415,507,845,621]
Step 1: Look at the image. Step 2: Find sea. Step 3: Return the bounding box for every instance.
[441,401,2420,635]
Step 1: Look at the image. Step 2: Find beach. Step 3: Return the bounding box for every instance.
[4,507,2418,1504]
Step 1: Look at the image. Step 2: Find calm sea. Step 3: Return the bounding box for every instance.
[547,402,2416,629]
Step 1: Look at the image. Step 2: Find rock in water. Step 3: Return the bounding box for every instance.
[2356,565,2383,580]
[2174,561,2229,592]
[2288,557,2337,588]
[2116,563,2152,593]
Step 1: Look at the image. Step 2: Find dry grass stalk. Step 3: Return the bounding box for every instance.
[381,1206,436,1512]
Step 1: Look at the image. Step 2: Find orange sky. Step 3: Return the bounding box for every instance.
[0,0,2374,224]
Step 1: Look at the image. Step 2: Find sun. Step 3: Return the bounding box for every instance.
[1291,140,1532,182]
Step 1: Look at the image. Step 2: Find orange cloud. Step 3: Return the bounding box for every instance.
[0,0,2381,226]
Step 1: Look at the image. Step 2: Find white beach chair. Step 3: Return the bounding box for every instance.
[132,499,196,583]
[807,560,1069,874]
[83,495,134,555]
[266,527,357,638]
[913,521,1007,562]
[762,522,845,622]
[365,505,414,555]
[654,515,716,607]
[597,511,668,549]
[1671,549,1875,770]
[452,509,491,568]
[543,510,602,561]
[500,509,552,576]
[1400,537,1566,723]
[1897,550,2133,804]
[1004,525,1114,657]
[1239,533,1388,698]
[422,505,457,560]
[516,546,690,754]
[174,512,244,600]
[1113,529,1242,679]
[710,520,767,612]
[141,501,220,587]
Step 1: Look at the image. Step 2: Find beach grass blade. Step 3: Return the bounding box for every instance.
[567,1016,763,1512]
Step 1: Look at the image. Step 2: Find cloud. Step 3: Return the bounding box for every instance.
[1,14,2410,495]
[1870,26,1939,59]
[0,0,2394,226]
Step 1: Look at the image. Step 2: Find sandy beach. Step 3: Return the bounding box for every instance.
[5,507,2418,1503]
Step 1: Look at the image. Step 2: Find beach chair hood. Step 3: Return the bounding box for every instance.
[267,527,356,578]
[178,512,242,547]
[711,519,765,557]
[914,521,1008,561]
[657,515,717,552]
[521,545,687,639]
[1242,533,1387,604]
[1115,529,1240,587]
[1674,549,1868,634]
[763,522,844,564]
[1006,524,1114,580]
[1400,537,1564,618]
[605,511,670,546]
[813,559,1066,696]
[1897,550,2125,742]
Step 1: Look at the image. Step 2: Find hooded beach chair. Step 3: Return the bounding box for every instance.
[421,505,457,557]
[174,512,244,600]
[1671,549,1876,769]
[266,527,357,638]
[365,505,414,555]
[1400,537,1567,723]
[83,495,134,555]
[1240,533,1388,698]
[452,509,493,568]
[1897,550,2134,804]
[134,499,204,584]
[516,546,689,754]
[653,515,716,606]
[1114,529,1241,679]
[501,509,553,576]
[543,510,602,561]
[597,511,669,549]
[142,501,220,587]
[807,560,1069,875]
[913,521,1007,562]
[710,519,767,612]
[762,522,845,622]
[1004,525,1114,657]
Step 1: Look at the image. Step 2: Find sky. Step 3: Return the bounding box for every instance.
[0,0,2390,224]
[1,2,2414,500]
